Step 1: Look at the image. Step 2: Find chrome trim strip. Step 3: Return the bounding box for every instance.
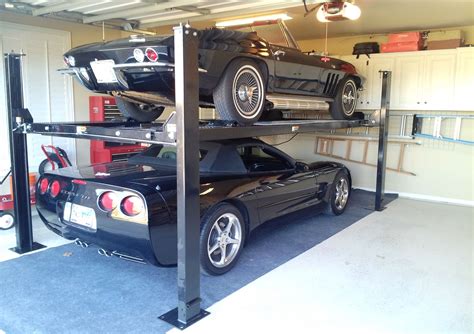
[266,93,332,111]
[113,62,207,73]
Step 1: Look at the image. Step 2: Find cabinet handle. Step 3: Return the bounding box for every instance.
[366,101,369,104]
[424,101,427,104]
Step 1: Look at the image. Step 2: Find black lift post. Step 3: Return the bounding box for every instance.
[375,71,391,211]
[159,24,209,329]
[4,53,45,254]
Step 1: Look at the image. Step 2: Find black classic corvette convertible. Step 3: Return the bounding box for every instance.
[62,20,363,124]
[36,139,351,275]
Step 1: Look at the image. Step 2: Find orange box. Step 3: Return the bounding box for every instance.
[388,32,421,43]
[381,41,422,53]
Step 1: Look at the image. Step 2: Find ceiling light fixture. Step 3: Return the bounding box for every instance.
[216,13,292,28]
[316,2,361,23]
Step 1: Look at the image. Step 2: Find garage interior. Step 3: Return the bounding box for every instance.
[0,1,473,333]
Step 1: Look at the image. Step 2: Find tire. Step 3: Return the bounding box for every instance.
[115,97,164,122]
[200,203,246,275]
[329,77,358,120]
[0,212,15,230]
[38,159,60,176]
[213,59,266,125]
[325,170,351,216]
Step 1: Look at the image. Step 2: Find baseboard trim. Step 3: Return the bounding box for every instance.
[354,187,474,207]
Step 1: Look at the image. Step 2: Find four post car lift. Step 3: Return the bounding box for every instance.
[4,24,391,329]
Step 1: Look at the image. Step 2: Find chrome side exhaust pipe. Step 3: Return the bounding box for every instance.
[266,93,332,111]
[74,239,90,248]
[97,248,113,257]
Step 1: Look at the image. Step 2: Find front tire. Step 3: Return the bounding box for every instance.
[329,78,358,120]
[213,59,266,125]
[200,203,246,275]
[115,97,164,122]
[0,212,15,230]
[325,171,351,216]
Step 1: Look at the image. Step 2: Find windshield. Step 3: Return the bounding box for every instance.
[234,21,299,49]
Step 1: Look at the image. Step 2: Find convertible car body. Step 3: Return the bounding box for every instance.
[62,21,364,124]
[36,139,351,275]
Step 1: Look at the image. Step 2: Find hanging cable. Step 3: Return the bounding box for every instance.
[273,133,299,146]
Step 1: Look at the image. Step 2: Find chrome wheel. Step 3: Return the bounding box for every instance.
[232,65,264,120]
[341,80,357,116]
[207,213,242,268]
[334,178,349,210]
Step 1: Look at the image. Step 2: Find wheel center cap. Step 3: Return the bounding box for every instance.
[238,85,256,102]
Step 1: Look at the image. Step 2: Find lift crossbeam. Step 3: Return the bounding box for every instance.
[24,116,370,145]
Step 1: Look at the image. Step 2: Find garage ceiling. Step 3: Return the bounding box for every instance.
[3,0,473,39]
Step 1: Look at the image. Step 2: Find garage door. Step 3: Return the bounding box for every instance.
[0,22,75,191]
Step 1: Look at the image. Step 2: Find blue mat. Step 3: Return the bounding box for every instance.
[0,190,396,334]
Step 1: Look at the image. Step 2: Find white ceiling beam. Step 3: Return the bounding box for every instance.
[82,0,206,24]
[140,1,302,28]
[32,0,101,16]
[82,1,144,14]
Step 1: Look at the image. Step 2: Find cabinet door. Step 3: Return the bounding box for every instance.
[366,56,395,109]
[454,48,474,111]
[422,51,457,110]
[391,55,425,109]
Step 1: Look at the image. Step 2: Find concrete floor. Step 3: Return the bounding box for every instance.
[169,198,473,334]
[0,214,70,262]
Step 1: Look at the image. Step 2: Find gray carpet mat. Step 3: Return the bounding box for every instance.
[0,190,396,334]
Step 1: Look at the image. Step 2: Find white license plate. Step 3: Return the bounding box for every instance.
[64,202,97,230]
[90,59,118,83]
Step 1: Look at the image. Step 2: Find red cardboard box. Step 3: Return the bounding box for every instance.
[388,32,421,43]
[381,41,422,53]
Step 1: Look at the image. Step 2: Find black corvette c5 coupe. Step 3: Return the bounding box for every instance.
[36,139,351,275]
[62,21,364,125]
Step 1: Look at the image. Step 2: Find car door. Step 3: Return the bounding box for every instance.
[237,144,319,223]
[270,44,326,96]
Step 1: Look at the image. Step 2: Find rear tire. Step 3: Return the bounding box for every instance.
[115,97,164,122]
[213,59,266,125]
[0,212,15,230]
[329,78,358,120]
[200,203,246,275]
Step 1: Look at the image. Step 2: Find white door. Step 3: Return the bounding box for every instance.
[454,48,474,111]
[0,22,75,187]
[391,54,425,110]
[422,50,457,110]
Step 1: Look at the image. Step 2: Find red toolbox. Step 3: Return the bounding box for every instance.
[381,41,422,53]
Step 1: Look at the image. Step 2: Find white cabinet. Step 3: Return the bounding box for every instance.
[391,50,457,110]
[454,48,474,111]
[339,49,467,111]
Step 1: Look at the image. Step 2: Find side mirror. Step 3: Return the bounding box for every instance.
[295,161,309,172]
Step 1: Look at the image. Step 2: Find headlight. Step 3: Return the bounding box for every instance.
[67,55,75,67]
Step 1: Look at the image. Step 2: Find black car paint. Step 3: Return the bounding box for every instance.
[36,140,349,266]
[64,28,363,104]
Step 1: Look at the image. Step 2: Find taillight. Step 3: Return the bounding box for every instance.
[39,178,49,194]
[98,191,118,212]
[341,63,357,74]
[145,47,158,62]
[121,196,144,216]
[50,180,61,198]
[63,56,69,66]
